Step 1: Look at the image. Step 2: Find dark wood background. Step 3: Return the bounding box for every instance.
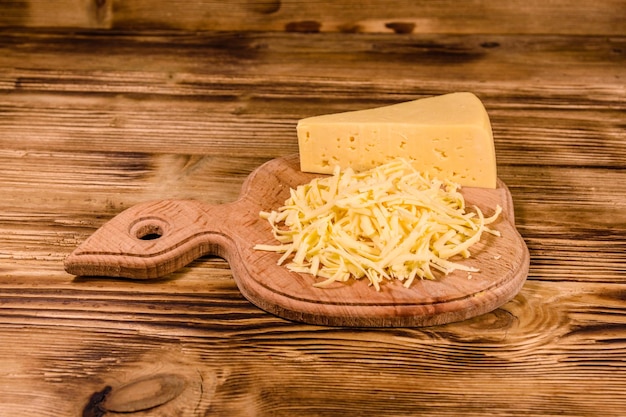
[1,1,625,416]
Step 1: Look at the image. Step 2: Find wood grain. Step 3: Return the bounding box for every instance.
[1,3,625,415]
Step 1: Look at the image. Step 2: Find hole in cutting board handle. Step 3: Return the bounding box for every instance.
[130,217,169,241]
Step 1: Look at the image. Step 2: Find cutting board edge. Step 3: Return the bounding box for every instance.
[236,239,530,327]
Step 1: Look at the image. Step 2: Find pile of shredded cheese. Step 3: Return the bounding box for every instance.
[254,159,501,290]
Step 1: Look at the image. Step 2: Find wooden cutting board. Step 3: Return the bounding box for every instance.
[64,154,530,327]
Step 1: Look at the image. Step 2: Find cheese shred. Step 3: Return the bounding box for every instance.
[254,159,501,290]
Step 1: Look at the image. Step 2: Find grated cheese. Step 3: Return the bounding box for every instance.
[254,159,501,291]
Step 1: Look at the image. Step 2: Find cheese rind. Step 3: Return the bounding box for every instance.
[296,92,497,188]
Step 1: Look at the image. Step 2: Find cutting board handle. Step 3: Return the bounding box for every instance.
[64,199,241,279]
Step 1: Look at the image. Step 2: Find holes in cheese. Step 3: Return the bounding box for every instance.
[254,159,501,291]
[297,92,497,188]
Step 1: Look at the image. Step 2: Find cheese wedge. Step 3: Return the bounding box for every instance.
[297,92,497,188]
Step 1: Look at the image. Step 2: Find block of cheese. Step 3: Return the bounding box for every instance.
[296,92,497,188]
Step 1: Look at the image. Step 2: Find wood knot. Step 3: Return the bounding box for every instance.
[480,41,501,49]
[285,20,322,33]
[385,22,416,34]
[246,0,281,14]
[104,373,187,413]
[338,23,364,34]
[82,386,111,417]
[88,0,112,28]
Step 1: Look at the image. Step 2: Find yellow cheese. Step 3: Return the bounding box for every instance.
[297,92,497,188]
[254,159,501,291]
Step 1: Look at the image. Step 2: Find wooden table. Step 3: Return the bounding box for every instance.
[1,2,625,416]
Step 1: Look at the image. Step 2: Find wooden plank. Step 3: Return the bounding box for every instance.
[1,32,624,163]
[1,31,623,84]
[1,89,623,166]
[0,280,624,416]
[1,0,624,35]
